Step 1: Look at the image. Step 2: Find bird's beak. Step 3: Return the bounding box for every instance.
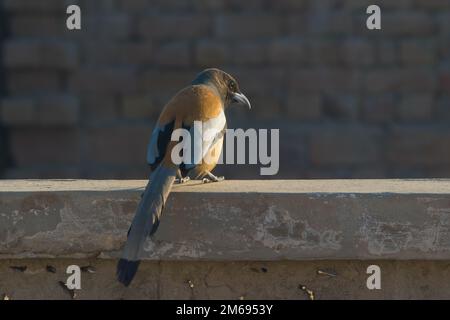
[232,92,251,109]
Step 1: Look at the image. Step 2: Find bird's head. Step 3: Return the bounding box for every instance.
[192,68,251,109]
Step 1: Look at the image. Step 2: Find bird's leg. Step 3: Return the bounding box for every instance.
[178,176,190,184]
[202,171,225,183]
[175,170,190,184]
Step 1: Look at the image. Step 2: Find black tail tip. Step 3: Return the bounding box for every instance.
[116,259,141,287]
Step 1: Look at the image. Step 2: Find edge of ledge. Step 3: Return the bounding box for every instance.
[1,179,450,194]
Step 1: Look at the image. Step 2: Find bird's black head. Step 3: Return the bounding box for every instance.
[192,68,251,109]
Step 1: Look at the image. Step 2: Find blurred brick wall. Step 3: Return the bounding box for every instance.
[0,0,449,179]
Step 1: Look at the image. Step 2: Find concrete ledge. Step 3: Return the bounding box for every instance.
[1,179,450,260]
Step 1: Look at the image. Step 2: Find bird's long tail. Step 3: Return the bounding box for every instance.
[117,165,177,286]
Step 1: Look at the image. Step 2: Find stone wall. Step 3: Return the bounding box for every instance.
[1,179,450,299]
[0,0,449,179]
[3,259,450,299]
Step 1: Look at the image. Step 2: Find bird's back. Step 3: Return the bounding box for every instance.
[157,84,224,127]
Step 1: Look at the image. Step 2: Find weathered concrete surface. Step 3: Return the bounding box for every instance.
[1,259,450,300]
[1,179,450,260]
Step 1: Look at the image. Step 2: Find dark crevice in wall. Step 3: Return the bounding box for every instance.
[0,0,12,178]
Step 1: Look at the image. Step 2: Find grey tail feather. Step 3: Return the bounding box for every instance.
[117,259,140,287]
[117,165,177,286]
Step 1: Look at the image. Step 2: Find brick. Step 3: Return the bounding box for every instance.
[70,67,138,94]
[397,94,434,121]
[425,167,450,179]
[305,12,353,35]
[362,95,396,123]
[116,0,151,11]
[224,0,265,11]
[215,14,282,38]
[438,13,450,36]
[350,166,387,179]
[387,126,450,166]
[344,0,411,9]
[365,68,437,93]
[439,37,450,60]
[145,0,191,10]
[267,38,307,64]
[247,95,283,119]
[121,95,160,120]
[310,126,382,166]
[7,71,61,95]
[377,41,398,65]
[305,168,353,179]
[308,0,345,11]
[10,16,63,37]
[139,14,210,39]
[322,94,359,120]
[227,68,284,96]
[436,96,450,121]
[1,98,35,126]
[1,95,79,127]
[82,166,149,179]
[85,125,152,166]
[140,70,196,97]
[343,0,380,9]
[414,0,450,10]
[382,13,435,36]
[82,42,153,66]
[81,94,118,125]
[439,64,450,93]
[277,128,308,178]
[340,39,374,66]
[194,40,231,66]
[309,38,375,67]
[289,68,361,94]
[309,40,340,65]
[4,40,78,70]
[82,14,132,40]
[232,42,267,65]
[3,0,67,12]
[366,69,397,93]
[36,95,80,126]
[77,0,116,12]
[10,128,81,166]
[153,42,191,67]
[192,0,224,11]
[400,40,437,65]
[286,94,322,120]
[3,167,81,179]
[287,14,308,36]
[268,0,308,11]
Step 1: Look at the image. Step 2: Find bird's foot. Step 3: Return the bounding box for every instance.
[175,176,190,184]
[202,172,225,183]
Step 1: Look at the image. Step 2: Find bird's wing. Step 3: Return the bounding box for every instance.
[146,120,175,171]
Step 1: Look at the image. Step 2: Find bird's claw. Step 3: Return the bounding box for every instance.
[175,176,190,184]
[202,176,225,183]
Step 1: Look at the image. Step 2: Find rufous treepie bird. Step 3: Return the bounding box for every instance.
[117,68,251,286]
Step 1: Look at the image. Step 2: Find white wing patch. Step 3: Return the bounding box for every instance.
[202,110,226,158]
[186,110,226,169]
[146,126,161,165]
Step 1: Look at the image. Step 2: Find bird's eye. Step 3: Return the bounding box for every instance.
[228,81,236,91]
